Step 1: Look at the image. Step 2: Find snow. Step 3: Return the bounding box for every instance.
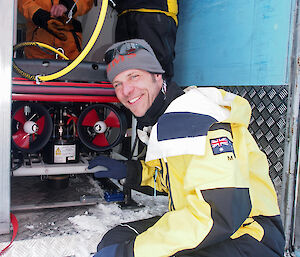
[67,191,169,256]
[0,176,169,257]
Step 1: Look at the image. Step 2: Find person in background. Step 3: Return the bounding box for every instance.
[89,39,285,257]
[18,0,94,59]
[109,0,178,82]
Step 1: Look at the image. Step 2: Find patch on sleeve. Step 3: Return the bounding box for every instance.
[210,137,235,155]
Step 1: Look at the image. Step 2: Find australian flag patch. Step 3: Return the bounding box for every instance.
[210,137,235,155]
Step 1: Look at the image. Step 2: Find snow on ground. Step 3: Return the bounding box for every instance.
[0,176,169,257]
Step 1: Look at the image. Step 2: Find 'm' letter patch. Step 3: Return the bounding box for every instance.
[210,137,235,155]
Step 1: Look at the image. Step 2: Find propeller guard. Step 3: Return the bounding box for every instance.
[77,104,127,152]
[11,102,53,153]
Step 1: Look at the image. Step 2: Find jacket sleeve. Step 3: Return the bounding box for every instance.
[133,126,253,257]
[126,159,168,194]
[18,0,42,20]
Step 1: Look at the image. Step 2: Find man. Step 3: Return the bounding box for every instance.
[89,39,285,257]
[18,0,93,59]
[109,0,178,82]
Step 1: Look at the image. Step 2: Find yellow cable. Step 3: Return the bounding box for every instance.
[13,41,69,60]
[13,42,69,80]
[39,0,108,82]
[32,42,69,60]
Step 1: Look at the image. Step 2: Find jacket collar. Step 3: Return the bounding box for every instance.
[137,81,184,130]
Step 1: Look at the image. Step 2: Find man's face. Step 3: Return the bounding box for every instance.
[112,69,163,117]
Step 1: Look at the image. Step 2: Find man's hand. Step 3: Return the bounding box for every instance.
[50,4,68,18]
[88,155,127,180]
[93,241,134,257]
[94,244,117,257]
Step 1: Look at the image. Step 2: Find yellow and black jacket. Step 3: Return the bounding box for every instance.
[112,0,178,24]
[128,85,284,257]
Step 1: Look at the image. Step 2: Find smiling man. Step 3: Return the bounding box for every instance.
[112,70,162,117]
[90,39,285,257]
[105,39,168,118]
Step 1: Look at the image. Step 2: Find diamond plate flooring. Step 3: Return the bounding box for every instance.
[1,175,100,242]
[0,174,168,257]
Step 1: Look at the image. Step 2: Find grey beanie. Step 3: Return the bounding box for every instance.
[105,39,165,82]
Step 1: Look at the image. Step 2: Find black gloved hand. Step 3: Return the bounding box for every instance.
[93,240,134,257]
[32,9,68,41]
[88,155,127,180]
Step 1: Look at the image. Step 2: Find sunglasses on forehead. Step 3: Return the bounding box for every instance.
[104,42,152,63]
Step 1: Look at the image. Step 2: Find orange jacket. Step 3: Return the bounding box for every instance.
[18,0,93,59]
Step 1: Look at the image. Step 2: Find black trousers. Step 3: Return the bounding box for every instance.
[97,216,281,257]
[115,12,177,82]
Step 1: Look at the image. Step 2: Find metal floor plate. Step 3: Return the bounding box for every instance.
[1,175,100,241]
[0,174,168,257]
